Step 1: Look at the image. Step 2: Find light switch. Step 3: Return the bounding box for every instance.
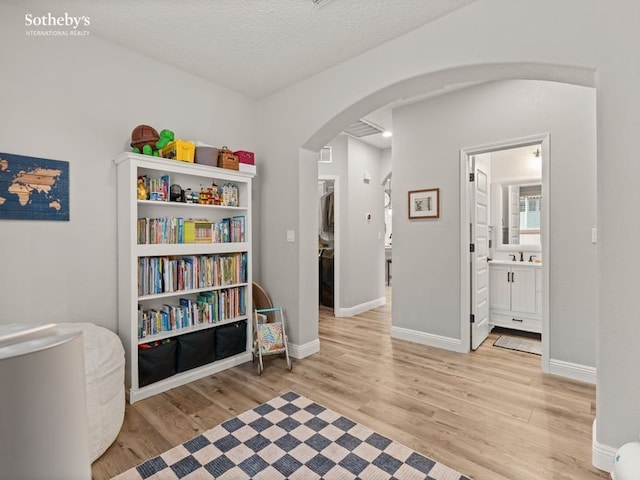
[286,230,295,242]
[591,228,597,244]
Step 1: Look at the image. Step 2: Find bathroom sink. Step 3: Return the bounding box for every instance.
[488,259,541,266]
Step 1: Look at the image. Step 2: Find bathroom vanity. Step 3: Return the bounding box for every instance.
[488,260,542,333]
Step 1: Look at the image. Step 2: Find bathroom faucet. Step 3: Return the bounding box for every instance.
[529,255,538,263]
[519,251,524,262]
[509,254,517,261]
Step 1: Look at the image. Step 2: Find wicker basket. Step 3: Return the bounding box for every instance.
[218,147,239,170]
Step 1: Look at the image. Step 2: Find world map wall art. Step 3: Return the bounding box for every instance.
[0,152,69,221]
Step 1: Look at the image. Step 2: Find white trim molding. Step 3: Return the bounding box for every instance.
[337,297,386,318]
[390,326,466,353]
[288,339,320,359]
[549,359,596,384]
[592,419,616,473]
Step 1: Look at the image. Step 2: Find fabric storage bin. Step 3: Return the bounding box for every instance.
[176,329,216,372]
[195,146,220,166]
[234,150,255,165]
[214,320,247,360]
[138,339,177,387]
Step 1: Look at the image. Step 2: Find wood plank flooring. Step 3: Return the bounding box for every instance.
[92,291,607,480]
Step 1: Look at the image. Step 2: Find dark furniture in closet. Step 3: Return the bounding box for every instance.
[319,248,334,307]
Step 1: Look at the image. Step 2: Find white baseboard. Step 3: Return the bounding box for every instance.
[549,358,596,384]
[390,326,466,353]
[288,339,320,359]
[592,419,616,473]
[337,296,386,318]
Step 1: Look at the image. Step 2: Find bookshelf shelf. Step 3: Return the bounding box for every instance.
[136,242,249,257]
[137,199,248,212]
[115,152,255,403]
[137,315,250,344]
[137,282,249,301]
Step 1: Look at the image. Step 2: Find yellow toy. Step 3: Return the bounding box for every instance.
[137,177,149,200]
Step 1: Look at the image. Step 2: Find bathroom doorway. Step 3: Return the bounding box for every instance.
[461,134,549,368]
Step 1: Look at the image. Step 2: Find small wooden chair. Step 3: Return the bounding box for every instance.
[252,281,276,323]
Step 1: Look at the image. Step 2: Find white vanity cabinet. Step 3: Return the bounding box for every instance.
[489,262,541,333]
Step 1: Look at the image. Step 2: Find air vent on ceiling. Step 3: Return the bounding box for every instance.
[311,0,335,7]
[343,119,384,138]
[319,146,332,163]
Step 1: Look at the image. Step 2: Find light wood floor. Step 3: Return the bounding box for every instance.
[93,290,607,480]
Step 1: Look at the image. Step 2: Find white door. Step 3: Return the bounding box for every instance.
[510,266,537,315]
[471,156,490,350]
[508,185,520,244]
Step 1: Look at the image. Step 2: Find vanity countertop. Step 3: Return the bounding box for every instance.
[489,259,541,267]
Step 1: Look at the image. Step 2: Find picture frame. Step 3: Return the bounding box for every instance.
[408,188,439,219]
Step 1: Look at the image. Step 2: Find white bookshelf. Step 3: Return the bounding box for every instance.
[114,153,255,403]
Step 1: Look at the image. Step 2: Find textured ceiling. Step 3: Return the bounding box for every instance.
[15,0,477,100]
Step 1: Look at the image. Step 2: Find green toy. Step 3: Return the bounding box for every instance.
[130,125,175,157]
[155,129,175,150]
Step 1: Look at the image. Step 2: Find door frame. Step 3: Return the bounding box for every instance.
[459,133,550,372]
[319,174,341,316]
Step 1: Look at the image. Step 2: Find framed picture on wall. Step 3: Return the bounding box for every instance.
[408,188,439,219]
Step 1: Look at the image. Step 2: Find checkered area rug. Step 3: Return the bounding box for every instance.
[113,391,470,480]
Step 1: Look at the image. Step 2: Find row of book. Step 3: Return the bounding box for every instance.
[137,216,245,244]
[138,252,247,297]
[137,286,246,338]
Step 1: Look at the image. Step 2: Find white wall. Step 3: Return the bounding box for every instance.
[344,137,385,309]
[0,2,257,331]
[381,148,392,181]
[491,148,542,183]
[257,0,638,457]
[393,79,597,367]
[3,0,640,461]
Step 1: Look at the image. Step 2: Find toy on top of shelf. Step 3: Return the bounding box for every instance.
[131,125,160,156]
[131,126,176,157]
[155,130,175,151]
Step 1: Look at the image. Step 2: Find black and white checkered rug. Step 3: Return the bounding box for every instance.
[113,391,470,480]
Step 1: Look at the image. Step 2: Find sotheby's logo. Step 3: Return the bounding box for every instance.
[25,12,91,37]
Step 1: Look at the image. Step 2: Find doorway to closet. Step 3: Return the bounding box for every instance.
[317,131,389,319]
[318,175,340,316]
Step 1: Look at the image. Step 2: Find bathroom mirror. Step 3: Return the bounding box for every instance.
[492,180,542,251]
